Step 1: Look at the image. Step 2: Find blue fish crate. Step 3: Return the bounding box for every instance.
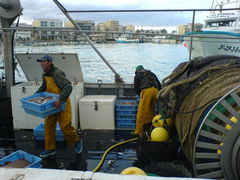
[115,116,136,129]
[35,136,64,141]
[115,114,136,120]
[20,92,66,118]
[116,123,136,129]
[20,92,59,111]
[115,99,138,110]
[115,109,137,115]
[0,150,42,168]
[23,104,65,118]
[116,118,136,124]
[34,123,64,141]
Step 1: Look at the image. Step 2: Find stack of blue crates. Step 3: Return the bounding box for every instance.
[34,123,64,141]
[115,99,138,129]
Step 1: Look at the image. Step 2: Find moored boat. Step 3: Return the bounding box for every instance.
[116,37,141,43]
[183,0,240,58]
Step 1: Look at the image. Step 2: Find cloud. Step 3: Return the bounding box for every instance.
[18,0,212,26]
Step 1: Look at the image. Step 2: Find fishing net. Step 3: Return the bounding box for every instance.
[157,55,240,161]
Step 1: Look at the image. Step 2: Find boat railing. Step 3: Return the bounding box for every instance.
[1,0,240,90]
[1,5,240,50]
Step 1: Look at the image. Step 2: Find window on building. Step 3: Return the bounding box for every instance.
[50,22,55,27]
[40,21,47,27]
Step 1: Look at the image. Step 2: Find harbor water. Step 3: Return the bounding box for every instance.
[15,43,189,83]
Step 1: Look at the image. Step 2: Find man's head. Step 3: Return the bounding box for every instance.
[37,55,53,62]
[37,55,53,72]
[136,65,144,71]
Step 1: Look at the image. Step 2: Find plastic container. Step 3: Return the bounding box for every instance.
[0,150,42,168]
[23,104,65,118]
[116,123,136,128]
[20,92,59,111]
[115,99,137,129]
[34,123,64,141]
[115,109,136,115]
[20,92,66,118]
[137,139,179,162]
[115,99,138,110]
[79,95,116,130]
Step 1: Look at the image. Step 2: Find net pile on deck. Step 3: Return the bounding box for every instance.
[157,55,240,161]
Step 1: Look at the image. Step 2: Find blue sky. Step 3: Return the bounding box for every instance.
[19,0,214,26]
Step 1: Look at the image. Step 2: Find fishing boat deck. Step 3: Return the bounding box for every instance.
[0,126,138,173]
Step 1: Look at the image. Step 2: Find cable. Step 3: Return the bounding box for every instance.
[92,137,138,172]
[12,14,21,84]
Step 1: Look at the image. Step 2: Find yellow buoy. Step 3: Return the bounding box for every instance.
[150,127,170,142]
[120,167,147,176]
[225,117,238,130]
[152,114,161,127]
[152,114,173,128]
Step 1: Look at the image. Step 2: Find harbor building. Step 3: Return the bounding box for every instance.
[64,20,95,41]
[96,20,120,41]
[32,18,62,41]
[13,23,32,44]
[178,23,203,34]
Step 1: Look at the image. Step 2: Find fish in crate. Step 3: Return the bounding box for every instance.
[20,92,66,118]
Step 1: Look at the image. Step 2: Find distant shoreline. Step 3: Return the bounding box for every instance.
[15,39,181,46]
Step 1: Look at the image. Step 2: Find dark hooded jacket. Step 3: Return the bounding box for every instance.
[134,68,161,95]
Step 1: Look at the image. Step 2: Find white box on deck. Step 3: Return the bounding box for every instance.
[79,95,117,130]
[11,53,84,129]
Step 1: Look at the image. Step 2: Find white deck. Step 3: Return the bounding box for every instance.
[0,168,210,180]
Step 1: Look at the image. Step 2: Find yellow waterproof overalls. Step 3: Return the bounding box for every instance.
[134,87,158,135]
[44,76,79,150]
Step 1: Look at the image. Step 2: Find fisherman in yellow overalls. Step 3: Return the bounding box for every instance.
[133,65,161,135]
[35,55,82,158]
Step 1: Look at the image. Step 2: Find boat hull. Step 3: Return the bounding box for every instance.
[116,39,140,43]
[183,31,240,58]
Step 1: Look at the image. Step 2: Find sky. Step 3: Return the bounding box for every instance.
[18,0,214,26]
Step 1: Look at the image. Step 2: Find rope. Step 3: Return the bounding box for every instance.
[159,96,221,114]
[175,68,240,161]
[157,56,240,162]
[158,66,224,99]
[162,61,191,86]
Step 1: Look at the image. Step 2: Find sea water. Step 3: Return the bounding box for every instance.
[14,43,189,83]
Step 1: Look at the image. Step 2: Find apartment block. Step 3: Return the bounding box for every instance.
[33,18,62,28]
[32,18,62,41]
[103,20,120,32]
[64,20,95,31]
[178,23,203,34]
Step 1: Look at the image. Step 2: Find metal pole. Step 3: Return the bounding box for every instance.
[1,17,14,98]
[52,0,124,83]
[188,10,196,61]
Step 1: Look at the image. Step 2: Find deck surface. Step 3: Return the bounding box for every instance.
[0,126,138,173]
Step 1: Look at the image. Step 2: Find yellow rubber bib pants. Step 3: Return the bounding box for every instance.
[44,76,79,150]
[134,87,158,135]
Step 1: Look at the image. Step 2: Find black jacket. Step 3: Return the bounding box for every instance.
[134,69,161,95]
